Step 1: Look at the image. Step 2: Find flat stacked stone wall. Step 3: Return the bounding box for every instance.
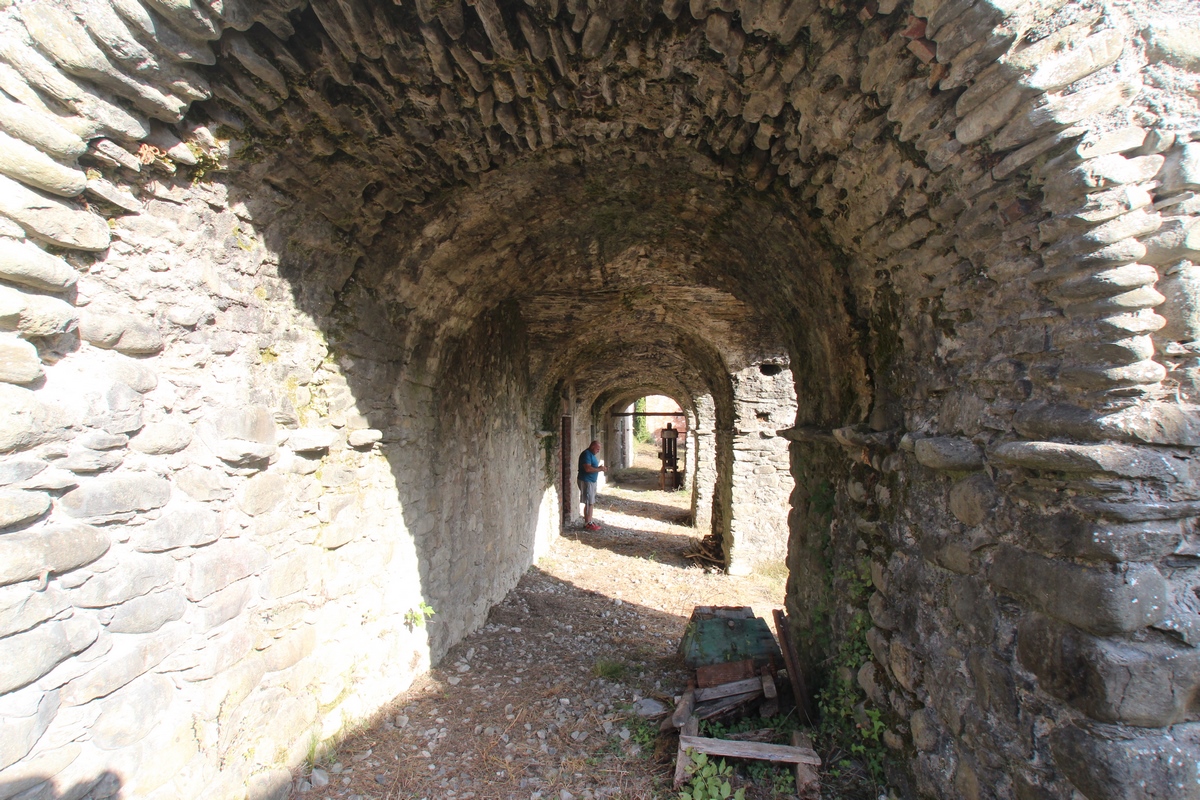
[728,360,796,573]
[0,0,1196,798]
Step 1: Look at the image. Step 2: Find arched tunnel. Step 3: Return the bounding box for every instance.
[0,0,1198,798]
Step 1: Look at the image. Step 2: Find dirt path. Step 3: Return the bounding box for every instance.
[290,468,791,800]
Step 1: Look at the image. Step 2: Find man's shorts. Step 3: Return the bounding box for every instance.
[578,479,597,505]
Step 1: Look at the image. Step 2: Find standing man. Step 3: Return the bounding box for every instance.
[577,439,607,531]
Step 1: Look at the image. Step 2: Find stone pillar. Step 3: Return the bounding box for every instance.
[691,394,718,535]
[727,363,797,575]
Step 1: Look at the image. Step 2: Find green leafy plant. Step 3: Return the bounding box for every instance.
[404,602,435,630]
[678,750,746,800]
[618,711,658,754]
[812,558,891,783]
[633,397,650,442]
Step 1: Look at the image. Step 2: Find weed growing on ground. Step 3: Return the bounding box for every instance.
[620,712,660,754]
[593,659,629,681]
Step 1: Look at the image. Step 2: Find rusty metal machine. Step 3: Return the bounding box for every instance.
[659,422,681,490]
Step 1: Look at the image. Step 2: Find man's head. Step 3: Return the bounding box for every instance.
[589,440,601,453]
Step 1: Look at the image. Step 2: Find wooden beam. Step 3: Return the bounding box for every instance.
[609,412,687,417]
[772,610,813,724]
[695,690,762,720]
[678,735,821,766]
[694,677,762,703]
[670,685,696,729]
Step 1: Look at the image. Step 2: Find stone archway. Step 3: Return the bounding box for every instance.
[0,1,1197,798]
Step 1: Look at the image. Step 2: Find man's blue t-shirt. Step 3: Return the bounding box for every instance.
[578,449,600,483]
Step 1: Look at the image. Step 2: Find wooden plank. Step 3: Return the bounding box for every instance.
[678,735,821,767]
[791,731,821,800]
[760,666,779,718]
[695,690,761,720]
[772,610,812,723]
[696,658,755,688]
[694,677,762,703]
[673,716,700,787]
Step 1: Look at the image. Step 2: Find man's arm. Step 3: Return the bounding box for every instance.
[583,453,606,473]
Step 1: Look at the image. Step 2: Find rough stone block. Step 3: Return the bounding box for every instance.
[173,618,256,681]
[1041,153,1166,200]
[261,624,317,673]
[0,523,110,587]
[88,673,175,751]
[129,419,193,454]
[125,711,201,797]
[0,487,50,529]
[0,174,110,251]
[0,237,77,292]
[1018,614,1200,726]
[200,405,277,465]
[239,472,288,516]
[108,355,158,394]
[134,500,221,552]
[85,177,142,213]
[914,436,984,470]
[79,431,127,451]
[267,546,323,600]
[0,384,55,453]
[287,428,337,452]
[78,310,163,355]
[60,447,123,473]
[176,465,232,501]
[0,689,58,771]
[988,545,1168,635]
[185,540,268,602]
[0,741,78,795]
[196,577,255,632]
[1145,23,1200,72]
[0,583,69,638]
[1027,512,1183,563]
[909,707,940,752]
[347,428,382,447]
[0,92,86,161]
[71,551,174,608]
[990,441,1184,483]
[0,284,77,338]
[60,623,188,706]
[0,130,85,197]
[0,616,97,694]
[1014,401,1200,448]
[948,474,996,527]
[105,587,187,634]
[0,460,45,486]
[60,473,170,519]
[1050,722,1200,800]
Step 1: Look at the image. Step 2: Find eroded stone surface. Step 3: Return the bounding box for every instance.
[0,0,1194,798]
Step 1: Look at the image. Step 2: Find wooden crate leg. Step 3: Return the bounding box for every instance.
[674,716,700,788]
[760,665,779,718]
[791,731,820,800]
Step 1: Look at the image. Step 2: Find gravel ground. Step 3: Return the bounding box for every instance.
[288,465,794,800]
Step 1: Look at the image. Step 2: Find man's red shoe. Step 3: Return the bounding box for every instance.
[585,522,601,531]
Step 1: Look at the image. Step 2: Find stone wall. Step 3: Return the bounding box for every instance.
[728,360,796,573]
[0,0,1196,798]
